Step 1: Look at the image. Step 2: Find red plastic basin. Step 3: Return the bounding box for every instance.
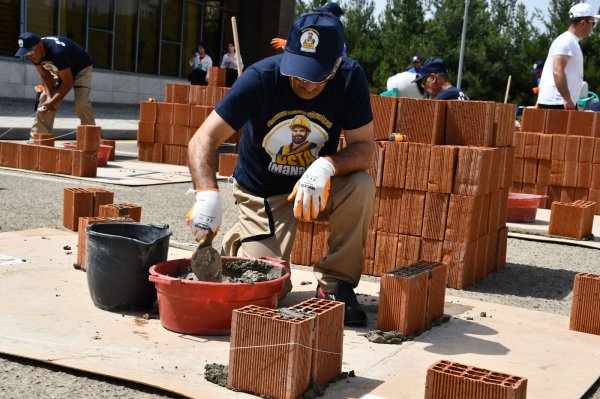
[507,193,545,223]
[63,143,112,166]
[148,257,290,335]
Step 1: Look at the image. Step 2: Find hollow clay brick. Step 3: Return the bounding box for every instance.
[589,189,600,214]
[577,163,592,188]
[520,107,546,133]
[374,231,399,276]
[82,189,114,216]
[570,273,600,336]
[493,102,516,147]
[593,114,600,138]
[427,145,458,193]
[395,234,421,269]
[368,141,386,188]
[536,159,551,185]
[522,132,540,159]
[537,133,553,160]
[370,187,381,229]
[32,132,55,147]
[205,86,219,106]
[171,83,190,104]
[290,221,314,266]
[208,67,226,87]
[486,229,499,276]
[218,153,238,177]
[138,142,163,163]
[56,148,73,175]
[71,150,97,177]
[544,109,569,135]
[500,146,515,189]
[422,192,450,240]
[567,110,594,136]
[512,157,524,183]
[155,123,173,144]
[562,161,578,187]
[560,187,576,203]
[188,85,206,105]
[488,147,503,192]
[412,261,448,325]
[156,103,174,124]
[549,200,595,239]
[522,158,538,184]
[395,98,446,144]
[173,103,191,126]
[363,259,374,276]
[137,121,156,143]
[547,185,562,206]
[594,138,600,163]
[63,188,94,231]
[498,188,509,229]
[398,190,426,236]
[453,147,493,196]
[378,266,429,335]
[549,160,565,186]
[381,141,408,188]
[521,183,536,195]
[420,239,443,263]
[565,136,581,162]
[139,101,157,122]
[445,100,495,146]
[0,141,19,167]
[288,298,344,385]
[551,134,566,160]
[495,226,508,270]
[163,83,174,102]
[215,87,230,104]
[310,222,330,265]
[76,216,133,271]
[228,305,314,399]
[98,203,141,222]
[377,187,403,233]
[513,132,525,158]
[425,359,528,399]
[592,164,600,189]
[405,143,431,191]
[37,146,57,173]
[76,125,101,152]
[487,190,501,233]
[190,105,209,127]
[477,194,490,237]
[18,144,39,171]
[442,239,477,289]
[100,139,116,161]
[370,94,398,140]
[363,229,377,262]
[445,195,483,243]
[574,187,588,202]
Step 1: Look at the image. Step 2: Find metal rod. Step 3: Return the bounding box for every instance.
[504,75,512,103]
[457,0,470,90]
[231,16,242,77]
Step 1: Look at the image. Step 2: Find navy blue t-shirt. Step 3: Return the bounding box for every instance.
[39,36,93,78]
[436,86,469,100]
[215,55,373,197]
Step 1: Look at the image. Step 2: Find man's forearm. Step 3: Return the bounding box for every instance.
[188,132,220,190]
[554,70,572,103]
[327,140,374,176]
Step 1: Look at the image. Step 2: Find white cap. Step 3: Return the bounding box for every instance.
[569,3,600,19]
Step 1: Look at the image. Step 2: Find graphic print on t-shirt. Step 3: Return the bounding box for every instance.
[263,112,330,177]
[41,61,60,79]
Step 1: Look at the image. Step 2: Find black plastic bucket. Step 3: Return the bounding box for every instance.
[86,223,171,312]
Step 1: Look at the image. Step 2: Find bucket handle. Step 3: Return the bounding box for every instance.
[149,274,181,285]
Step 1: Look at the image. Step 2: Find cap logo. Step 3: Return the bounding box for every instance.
[18,39,24,48]
[300,29,319,53]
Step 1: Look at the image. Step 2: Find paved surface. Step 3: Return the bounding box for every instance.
[0,97,139,140]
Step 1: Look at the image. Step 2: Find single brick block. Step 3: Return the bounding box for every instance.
[171,83,190,104]
[189,85,206,105]
[100,139,116,161]
[570,273,600,336]
[370,94,398,140]
[381,141,408,188]
[138,142,163,162]
[76,216,133,270]
[565,135,581,162]
[56,148,73,175]
[290,221,314,266]
[562,161,578,187]
[0,141,20,167]
[363,229,377,263]
[395,234,421,269]
[513,131,525,158]
[495,227,508,270]
[422,192,450,240]
[445,100,495,146]
[420,239,443,263]
[522,158,538,184]
[500,146,515,189]
[488,147,503,192]
[18,143,40,171]
[156,103,174,124]
[71,150,97,177]
[63,188,95,231]
[577,163,592,188]
[512,157,524,183]
[218,153,238,177]
[537,133,553,160]
[442,239,477,289]
[31,132,55,147]
[288,298,344,385]
[395,98,446,144]
[405,143,431,191]
[536,159,551,186]
[137,121,156,143]
[551,134,566,160]
[592,164,600,189]
[445,195,484,243]
[549,160,565,186]
[520,107,546,132]
[139,101,158,122]
[374,231,399,276]
[310,221,330,265]
[228,305,314,399]
[85,188,115,216]
[425,360,528,399]
[548,200,596,239]
[208,67,227,87]
[522,132,540,159]
[398,190,426,236]
[377,187,403,233]
[412,261,448,325]
[544,109,569,135]
[427,145,459,193]
[37,146,58,173]
[452,147,493,196]
[155,123,173,144]
[493,102,516,147]
[567,110,594,136]
[99,203,141,222]
[190,105,210,127]
[368,141,386,187]
[76,125,101,152]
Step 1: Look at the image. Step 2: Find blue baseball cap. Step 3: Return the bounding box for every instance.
[411,58,449,83]
[280,12,345,84]
[15,32,41,56]
[315,2,343,18]
[529,60,544,74]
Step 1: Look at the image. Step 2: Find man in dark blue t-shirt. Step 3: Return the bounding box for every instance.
[15,32,95,134]
[187,12,374,326]
[412,58,469,100]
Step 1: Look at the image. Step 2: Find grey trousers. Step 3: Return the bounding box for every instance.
[31,65,96,134]
[222,171,375,294]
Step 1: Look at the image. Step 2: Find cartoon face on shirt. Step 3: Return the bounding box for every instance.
[40,61,60,79]
[262,112,330,177]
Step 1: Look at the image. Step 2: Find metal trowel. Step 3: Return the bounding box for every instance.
[190,229,222,282]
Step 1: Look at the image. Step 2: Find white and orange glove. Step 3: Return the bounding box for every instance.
[287,157,335,221]
[186,189,221,243]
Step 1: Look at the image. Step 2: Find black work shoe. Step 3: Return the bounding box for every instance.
[316,282,367,326]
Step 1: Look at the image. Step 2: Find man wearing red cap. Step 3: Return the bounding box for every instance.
[187,12,374,326]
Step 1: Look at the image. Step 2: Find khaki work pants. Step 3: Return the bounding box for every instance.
[31,65,96,134]
[222,171,375,294]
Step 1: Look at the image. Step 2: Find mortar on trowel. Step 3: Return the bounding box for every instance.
[191,229,223,282]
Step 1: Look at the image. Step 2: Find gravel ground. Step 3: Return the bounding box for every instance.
[0,148,599,398]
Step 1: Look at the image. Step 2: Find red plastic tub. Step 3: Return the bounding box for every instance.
[148,257,290,335]
[506,193,546,223]
[63,143,112,166]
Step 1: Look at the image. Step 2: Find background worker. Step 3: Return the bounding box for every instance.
[15,32,95,134]
[537,3,599,110]
[220,42,243,87]
[407,55,421,73]
[412,58,469,100]
[187,12,375,326]
[188,42,213,85]
[530,60,544,96]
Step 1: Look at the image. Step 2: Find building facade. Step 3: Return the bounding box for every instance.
[0,0,295,103]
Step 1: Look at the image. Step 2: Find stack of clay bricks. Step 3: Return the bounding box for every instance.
[290,97,514,290]
[137,69,240,166]
[570,272,600,336]
[0,125,104,177]
[228,299,344,398]
[548,200,596,239]
[378,261,447,336]
[425,360,527,399]
[290,220,330,266]
[512,108,600,215]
